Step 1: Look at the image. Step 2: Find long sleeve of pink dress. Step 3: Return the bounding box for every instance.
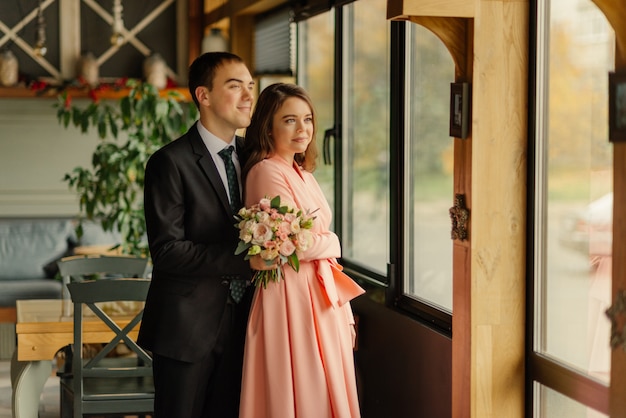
[239,156,364,418]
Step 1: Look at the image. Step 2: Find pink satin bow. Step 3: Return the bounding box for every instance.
[317,259,365,308]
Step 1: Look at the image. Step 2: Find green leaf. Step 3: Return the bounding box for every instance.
[70,108,79,126]
[155,101,168,121]
[235,241,251,255]
[288,253,299,272]
[109,114,118,138]
[97,118,107,138]
[80,114,90,133]
[120,96,131,125]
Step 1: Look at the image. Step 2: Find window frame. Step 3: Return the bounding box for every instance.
[526,0,610,415]
[296,0,453,337]
[344,13,453,335]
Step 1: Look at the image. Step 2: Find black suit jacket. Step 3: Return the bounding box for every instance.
[138,122,252,362]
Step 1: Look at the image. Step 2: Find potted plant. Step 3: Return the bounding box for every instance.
[55,80,198,256]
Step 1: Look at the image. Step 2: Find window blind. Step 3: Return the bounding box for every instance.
[254,8,295,75]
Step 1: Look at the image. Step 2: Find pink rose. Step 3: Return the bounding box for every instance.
[295,230,313,251]
[277,221,292,237]
[290,219,301,234]
[256,211,270,223]
[259,198,271,211]
[251,222,273,245]
[279,239,296,256]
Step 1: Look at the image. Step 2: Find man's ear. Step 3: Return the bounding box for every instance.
[195,86,210,106]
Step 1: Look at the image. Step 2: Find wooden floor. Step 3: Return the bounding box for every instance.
[0,359,60,418]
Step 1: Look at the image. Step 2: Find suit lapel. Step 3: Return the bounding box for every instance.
[188,124,233,215]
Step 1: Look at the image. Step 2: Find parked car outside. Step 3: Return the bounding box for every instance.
[559,192,613,263]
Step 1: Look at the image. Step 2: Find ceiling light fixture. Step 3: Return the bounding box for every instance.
[202,27,228,53]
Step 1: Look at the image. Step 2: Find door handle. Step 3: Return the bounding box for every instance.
[323,126,337,165]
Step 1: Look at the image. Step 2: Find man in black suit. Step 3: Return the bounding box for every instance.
[138,52,257,417]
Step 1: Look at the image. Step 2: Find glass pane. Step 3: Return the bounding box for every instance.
[405,24,455,311]
[297,11,335,209]
[537,0,614,383]
[341,0,390,274]
[535,383,608,418]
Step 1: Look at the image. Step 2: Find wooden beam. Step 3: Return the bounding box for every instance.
[388,0,474,20]
[592,0,626,64]
[409,16,470,79]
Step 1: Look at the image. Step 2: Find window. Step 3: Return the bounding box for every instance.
[403,24,454,312]
[531,0,614,415]
[297,0,390,277]
[297,9,336,210]
[297,0,454,330]
[340,0,390,275]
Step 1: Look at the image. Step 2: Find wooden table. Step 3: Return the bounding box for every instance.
[11,299,141,418]
[73,244,122,256]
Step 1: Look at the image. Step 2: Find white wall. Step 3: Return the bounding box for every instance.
[0,98,100,217]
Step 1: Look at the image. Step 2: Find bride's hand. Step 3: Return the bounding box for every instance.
[249,255,278,271]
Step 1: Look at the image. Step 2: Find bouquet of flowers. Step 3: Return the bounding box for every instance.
[235,195,316,288]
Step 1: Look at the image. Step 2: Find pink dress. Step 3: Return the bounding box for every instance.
[239,156,364,418]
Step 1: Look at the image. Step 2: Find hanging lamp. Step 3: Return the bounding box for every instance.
[33,0,47,57]
[110,0,125,46]
[201,27,228,53]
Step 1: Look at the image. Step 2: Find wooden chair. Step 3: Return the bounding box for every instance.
[60,278,154,417]
[56,255,151,416]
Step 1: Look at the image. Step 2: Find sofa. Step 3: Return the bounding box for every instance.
[0,218,120,359]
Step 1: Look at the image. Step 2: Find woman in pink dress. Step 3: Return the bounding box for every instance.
[239,83,365,418]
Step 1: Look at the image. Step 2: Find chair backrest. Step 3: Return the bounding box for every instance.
[65,278,154,417]
[57,255,149,281]
[57,255,149,309]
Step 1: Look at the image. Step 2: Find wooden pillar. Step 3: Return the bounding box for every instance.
[230,15,254,74]
[188,0,204,65]
[471,1,528,417]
